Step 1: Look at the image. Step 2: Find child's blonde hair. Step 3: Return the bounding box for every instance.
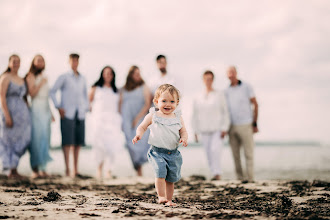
[153,84,180,106]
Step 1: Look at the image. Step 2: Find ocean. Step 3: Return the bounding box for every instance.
[15,144,330,181]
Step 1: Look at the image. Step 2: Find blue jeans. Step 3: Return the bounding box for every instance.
[147,146,183,182]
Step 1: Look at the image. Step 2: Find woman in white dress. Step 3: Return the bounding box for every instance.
[192,70,230,180]
[89,66,122,179]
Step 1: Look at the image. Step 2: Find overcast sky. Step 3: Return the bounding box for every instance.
[1,0,329,144]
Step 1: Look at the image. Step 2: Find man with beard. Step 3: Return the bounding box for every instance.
[149,55,179,95]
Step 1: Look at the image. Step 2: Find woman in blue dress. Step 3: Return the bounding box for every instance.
[119,66,151,176]
[25,55,53,179]
[0,54,31,178]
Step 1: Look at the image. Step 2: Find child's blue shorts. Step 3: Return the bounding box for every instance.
[147,145,183,183]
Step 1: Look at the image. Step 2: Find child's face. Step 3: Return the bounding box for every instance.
[156,92,178,115]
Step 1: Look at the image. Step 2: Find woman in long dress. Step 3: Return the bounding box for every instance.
[89,66,123,179]
[0,54,31,178]
[119,66,151,176]
[26,55,53,179]
[192,70,230,180]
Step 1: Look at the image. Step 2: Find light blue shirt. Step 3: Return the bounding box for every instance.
[225,80,255,125]
[50,70,89,120]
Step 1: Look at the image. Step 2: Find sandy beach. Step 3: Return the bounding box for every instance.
[0,175,329,219]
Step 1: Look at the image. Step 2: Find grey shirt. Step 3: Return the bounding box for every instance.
[148,108,182,150]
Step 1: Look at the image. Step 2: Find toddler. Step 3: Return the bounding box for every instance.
[132,84,188,206]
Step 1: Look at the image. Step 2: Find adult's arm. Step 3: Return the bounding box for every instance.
[118,90,123,114]
[26,73,47,98]
[49,75,65,109]
[49,75,65,118]
[83,78,90,112]
[191,98,199,142]
[220,92,231,138]
[0,76,13,127]
[132,85,151,128]
[250,97,259,133]
[88,86,96,112]
[132,113,153,144]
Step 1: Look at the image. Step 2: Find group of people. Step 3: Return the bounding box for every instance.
[0,53,259,192]
[131,66,258,205]
[192,67,258,182]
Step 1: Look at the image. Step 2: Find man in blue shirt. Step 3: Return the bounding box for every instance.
[50,53,89,178]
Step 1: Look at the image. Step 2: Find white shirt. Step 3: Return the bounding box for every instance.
[192,90,230,133]
[225,80,255,125]
[148,73,179,95]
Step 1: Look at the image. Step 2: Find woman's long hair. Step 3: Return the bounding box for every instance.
[28,54,45,76]
[124,66,144,91]
[92,66,117,93]
[2,54,20,75]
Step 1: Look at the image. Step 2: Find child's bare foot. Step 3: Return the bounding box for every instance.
[166,201,176,206]
[158,197,168,204]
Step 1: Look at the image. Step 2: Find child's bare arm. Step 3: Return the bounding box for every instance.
[179,116,188,147]
[132,113,153,144]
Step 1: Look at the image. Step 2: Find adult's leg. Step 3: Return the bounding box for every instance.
[31,167,39,179]
[39,164,49,177]
[239,124,255,182]
[61,116,75,177]
[74,116,85,177]
[136,165,142,176]
[209,131,223,179]
[201,133,213,176]
[229,126,244,180]
[97,161,103,179]
[62,145,71,176]
[155,178,167,203]
[165,181,176,206]
[73,146,80,177]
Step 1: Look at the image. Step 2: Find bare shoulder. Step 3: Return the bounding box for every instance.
[0,74,10,85]
[25,73,35,82]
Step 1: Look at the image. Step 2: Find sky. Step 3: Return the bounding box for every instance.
[1,0,330,145]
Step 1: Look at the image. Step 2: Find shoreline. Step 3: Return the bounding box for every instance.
[0,176,329,219]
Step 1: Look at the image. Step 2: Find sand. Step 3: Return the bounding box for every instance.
[0,175,329,219]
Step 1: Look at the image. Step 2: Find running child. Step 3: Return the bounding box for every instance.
[132,84,188,206]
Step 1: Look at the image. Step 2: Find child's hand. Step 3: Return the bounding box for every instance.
[132,135,141,144]
[179,138,188,147]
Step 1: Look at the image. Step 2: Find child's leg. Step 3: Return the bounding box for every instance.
[155,178,167,203]
[165,181,176,206]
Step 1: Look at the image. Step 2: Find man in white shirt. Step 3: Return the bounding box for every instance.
[149,55,178,95]
[225,66,259,182]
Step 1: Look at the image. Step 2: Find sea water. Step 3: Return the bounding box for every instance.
[14,144,330,181]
